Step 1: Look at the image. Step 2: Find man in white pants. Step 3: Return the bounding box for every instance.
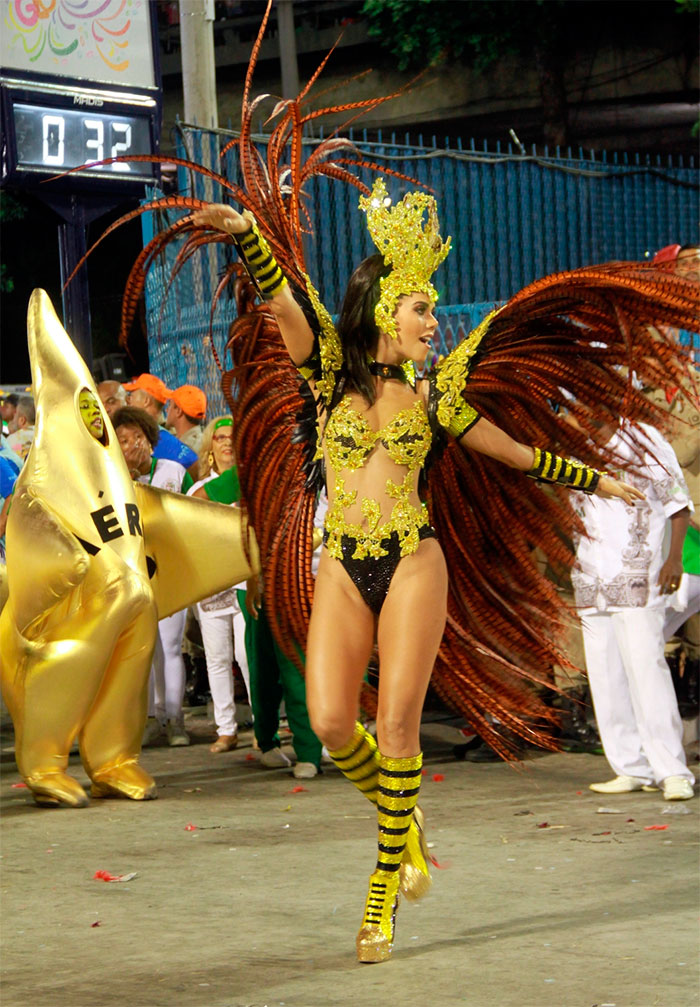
[572,419,695,801]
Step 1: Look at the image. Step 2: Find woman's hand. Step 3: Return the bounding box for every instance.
[595,474,646,506]
[190,204,252,235]
[121,439,151,480]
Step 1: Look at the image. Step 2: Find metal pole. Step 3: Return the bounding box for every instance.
[277,0,299,100]
[179,0,218,129]
[57,196,93,370]
[179,0,218,300]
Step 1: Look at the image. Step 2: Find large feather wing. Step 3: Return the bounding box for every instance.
[424,262,699,756]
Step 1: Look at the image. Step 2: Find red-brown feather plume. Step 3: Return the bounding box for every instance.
[420,260,699,756]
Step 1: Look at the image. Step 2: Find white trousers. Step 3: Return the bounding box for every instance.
[149,609,187,723]
[664,572,700,643]
[581,606,694,785]
[198,606,250,737]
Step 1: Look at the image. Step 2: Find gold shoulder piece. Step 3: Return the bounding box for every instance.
[435,308,499,434]
[302,273,342,403]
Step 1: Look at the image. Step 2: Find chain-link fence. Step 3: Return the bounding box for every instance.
[142,124,698,411]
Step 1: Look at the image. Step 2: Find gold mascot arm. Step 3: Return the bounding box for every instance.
[5,487,90,637]
[134,483,261,619]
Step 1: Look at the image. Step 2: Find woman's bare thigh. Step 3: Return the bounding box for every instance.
[305,550,376,748]
[375,538,448,755]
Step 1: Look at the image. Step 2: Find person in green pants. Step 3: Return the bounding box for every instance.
[201,465,322,778]
[237,582,323,779]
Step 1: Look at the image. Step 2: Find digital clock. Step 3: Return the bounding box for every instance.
[12,101,153,179]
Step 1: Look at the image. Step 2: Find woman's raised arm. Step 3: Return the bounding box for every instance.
[190,204,315,365]
[459,415,645,506]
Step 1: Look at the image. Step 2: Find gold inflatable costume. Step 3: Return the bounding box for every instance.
[0,290,259,807]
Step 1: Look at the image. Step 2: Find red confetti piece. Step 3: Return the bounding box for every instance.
[626,818,635,823]
[421,769,427,776]
[290,786,308,793]
[432,773,445,782]
[11,782,28,789]
[93,871,120,882]
[429,855,451,869]
[644,824,668,831]
[536,822,549,829]
[576,790,583,795]
[184,823,198,831]
[245,753,256,761]
[600,831,611,836]
[91,921,102,928]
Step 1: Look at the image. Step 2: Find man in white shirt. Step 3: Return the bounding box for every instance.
[572,419,695,800]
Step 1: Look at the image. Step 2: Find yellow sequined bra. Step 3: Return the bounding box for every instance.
[322,395,433,560]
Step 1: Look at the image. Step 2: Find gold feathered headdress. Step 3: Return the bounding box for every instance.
[359,178,451,339]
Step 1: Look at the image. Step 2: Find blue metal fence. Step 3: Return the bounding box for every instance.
[142,125,698,411]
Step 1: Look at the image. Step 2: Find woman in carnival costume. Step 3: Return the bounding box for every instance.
[99,6,699,962]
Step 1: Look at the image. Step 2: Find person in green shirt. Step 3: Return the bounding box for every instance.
[196,453,322,776]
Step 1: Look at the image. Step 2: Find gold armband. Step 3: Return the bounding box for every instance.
[234,223,288,299]
[529,448,601,494]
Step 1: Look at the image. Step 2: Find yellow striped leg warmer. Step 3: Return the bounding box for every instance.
[328,723,379,804]
[376,752,422,875]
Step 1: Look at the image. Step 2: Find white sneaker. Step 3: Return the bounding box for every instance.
[166,720,190,747]
[259,746,292,768]
[589,775,649,794]
[663,776,694,801]
[293,762,319,779]
[142,717,163,747]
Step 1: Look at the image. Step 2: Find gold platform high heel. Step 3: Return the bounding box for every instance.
[330,726,432,901]
[355,752,423,963]
[399,804,432,900]
[356,871,400,963]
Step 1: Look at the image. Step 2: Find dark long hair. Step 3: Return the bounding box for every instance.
[336,253,391,406]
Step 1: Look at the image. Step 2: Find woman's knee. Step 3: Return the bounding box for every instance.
[375,712,419,756]
[308,707,355,751]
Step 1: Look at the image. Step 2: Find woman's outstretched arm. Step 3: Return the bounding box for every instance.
[459,416,645,506]
[190,204,315,365]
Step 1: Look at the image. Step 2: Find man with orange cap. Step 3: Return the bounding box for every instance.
[165,384,207,455]
[123,374,197,470]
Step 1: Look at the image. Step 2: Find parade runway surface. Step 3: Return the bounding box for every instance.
[1,718,698,1007]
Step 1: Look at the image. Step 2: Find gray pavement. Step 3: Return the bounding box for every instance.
[1,715,698,1007]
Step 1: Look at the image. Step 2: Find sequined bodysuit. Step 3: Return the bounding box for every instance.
[320,391,437,613]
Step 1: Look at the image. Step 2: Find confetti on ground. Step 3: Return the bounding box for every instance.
[91,921,102,928]
[644,824,668,831]
[245,753,256,761]
[93,870,137,883]
[432,774,445,782]
[184,824,198,832]
[290,786,308,793]
[183,788,202,793]
[11,783,28,789]
[282,804,292,811]
[430,855,450,869]
[536,822,550,829]
[597,807,624,814]
[661,804,691,815]
[575,790,583,795]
